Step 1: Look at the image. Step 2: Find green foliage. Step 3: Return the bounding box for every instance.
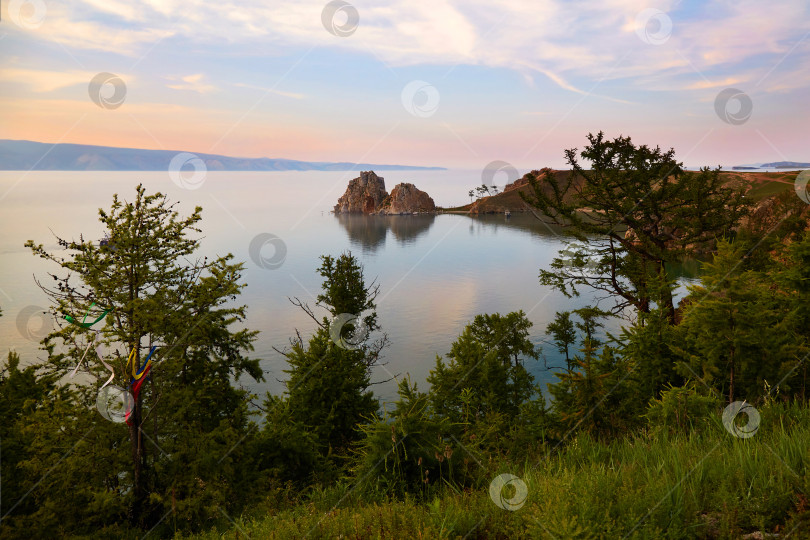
[277,251,383,467]
[188,401,810,540]
[316,252,379,336]
[522,131,750,322]
[546,307,639,439]
[775,232,810,382]
[571,306,609,347]
[620,307,683,402]
[352,378,473,499]
[645,381,721,435]
[546,310,576,371]
[676,239,794,402]
[548,343,639,440]
[9,185,261,536]
[0,351,62,529]
[283,327,378,456]
[250,394,325,488]
[426,311,539,426]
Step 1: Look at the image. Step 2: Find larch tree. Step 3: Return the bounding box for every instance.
[520,132,750,324]
[23,184,261,532]
[275,252,388,463]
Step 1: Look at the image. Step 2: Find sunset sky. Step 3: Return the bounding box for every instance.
[1,0,809,169]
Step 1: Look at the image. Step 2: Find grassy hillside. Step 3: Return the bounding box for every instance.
[442,170,802,214]
[185,402,810,540]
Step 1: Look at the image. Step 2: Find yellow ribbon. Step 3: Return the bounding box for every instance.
[126,346,138,377]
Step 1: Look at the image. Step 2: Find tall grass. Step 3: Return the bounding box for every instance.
[184,402,810,539]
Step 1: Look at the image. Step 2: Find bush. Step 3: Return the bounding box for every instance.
[352,378,481,499]
[645,381,720,435]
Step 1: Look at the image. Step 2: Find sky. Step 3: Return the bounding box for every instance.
[1,0,809,170]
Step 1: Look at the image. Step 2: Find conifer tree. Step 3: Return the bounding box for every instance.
[521,132,750,323]
[676,240,791,402]
[21,184,261,532]
[427,311,539,424]
[277,252,387,461]
[546,310,576,373]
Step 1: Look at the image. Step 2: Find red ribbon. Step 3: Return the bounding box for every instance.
[124,363,152,426]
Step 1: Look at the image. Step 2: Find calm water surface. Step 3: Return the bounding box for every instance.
[0,171,678,404]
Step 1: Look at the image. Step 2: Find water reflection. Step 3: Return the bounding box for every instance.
[465,213,701,281]
[464,212,566,239]
[335,213,436,252]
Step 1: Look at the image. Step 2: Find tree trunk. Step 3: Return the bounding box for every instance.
[729,350,735,403]
[729,314,736,403]
[129,347,147,527]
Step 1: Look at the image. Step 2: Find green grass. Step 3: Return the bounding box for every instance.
[183,402,810,539]
[747,178,796,201]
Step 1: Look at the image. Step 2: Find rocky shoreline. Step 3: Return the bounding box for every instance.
[332,169,806,224]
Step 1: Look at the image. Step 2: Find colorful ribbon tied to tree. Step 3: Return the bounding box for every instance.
[65,301,110,329]
[66,303,115,390]
[125,345,157,425]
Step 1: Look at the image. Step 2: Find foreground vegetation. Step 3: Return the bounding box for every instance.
[3,133,810,539]
[186,401,810,539]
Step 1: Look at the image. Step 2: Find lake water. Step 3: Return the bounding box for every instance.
[0,170,669,405]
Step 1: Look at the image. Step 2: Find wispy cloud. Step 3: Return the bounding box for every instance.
[167,73,217,94]
[0,68,128,92]
[2,0,808,168]
[684,77,744,90]
[9,0,809,96]
[232,82,304,99]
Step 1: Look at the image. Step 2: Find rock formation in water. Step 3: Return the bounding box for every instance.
[333,171,389,213]
[376,183,436,214]
[334,172,436,214]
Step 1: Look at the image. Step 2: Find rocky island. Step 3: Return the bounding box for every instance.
[333,171,436,214]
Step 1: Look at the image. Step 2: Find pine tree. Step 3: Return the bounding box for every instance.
[546,310,576,372]
[21,184,261,532]
[676,240,790,402]
[427,311,539,425]
[773,233,810,399]
[276,252,387,463]
[620,307,683,402]
[0,350,59,525]
[521,132,750,323]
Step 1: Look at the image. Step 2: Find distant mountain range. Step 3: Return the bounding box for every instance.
[732,161,810,170]
[0,140,446,172]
